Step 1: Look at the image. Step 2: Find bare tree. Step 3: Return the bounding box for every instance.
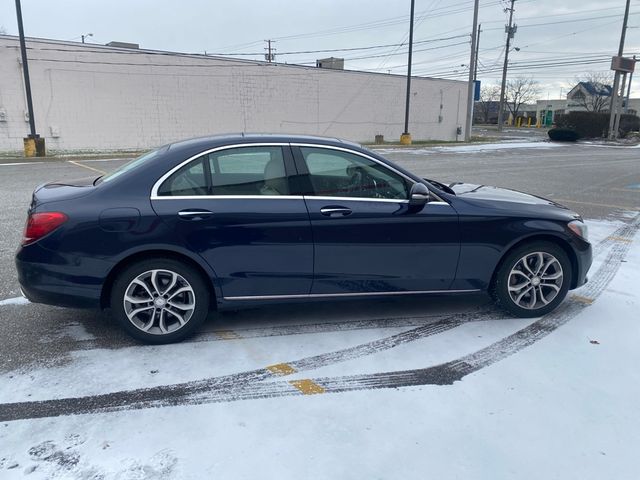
[476,85,501,124]
[569,71,614,112]
[504,77,541,119]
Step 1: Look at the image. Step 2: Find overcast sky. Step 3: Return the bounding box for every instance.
[1,0,639,98]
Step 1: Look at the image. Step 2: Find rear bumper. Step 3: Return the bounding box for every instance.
[16,243,110,309]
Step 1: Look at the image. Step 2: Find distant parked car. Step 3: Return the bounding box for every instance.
[16,134,592,343]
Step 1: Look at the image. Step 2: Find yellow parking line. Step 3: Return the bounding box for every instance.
[289,379,326,395]
[266,363,297,376]
[68,160,106,175]
[607,235,633,243]
[214,329,242,340]
[571,295,595,305]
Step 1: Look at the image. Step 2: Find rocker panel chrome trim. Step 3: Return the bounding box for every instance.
[223,289,480,301]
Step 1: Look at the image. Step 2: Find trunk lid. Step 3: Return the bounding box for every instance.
[31,176,99,209]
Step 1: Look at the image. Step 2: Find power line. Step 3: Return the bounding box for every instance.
[483,11,640,30]
[202,34,469,57]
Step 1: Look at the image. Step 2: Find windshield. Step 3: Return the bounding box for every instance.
[98,147,166,184]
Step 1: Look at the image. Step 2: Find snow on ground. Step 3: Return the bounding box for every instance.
[0,296,29,306]
[374,141,567,155]
[0,217,639,479]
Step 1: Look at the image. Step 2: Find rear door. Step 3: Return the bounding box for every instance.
[151,144,313,300]
[292,145,460,294]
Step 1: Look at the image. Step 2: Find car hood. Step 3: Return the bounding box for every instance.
[449,182,576,214]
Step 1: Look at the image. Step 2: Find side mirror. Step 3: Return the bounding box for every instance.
[409,183,430,207]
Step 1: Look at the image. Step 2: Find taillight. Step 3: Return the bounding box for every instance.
[22,212,68,246]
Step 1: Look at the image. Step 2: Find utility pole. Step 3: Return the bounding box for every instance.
[474,24,481,82]
[264,39,276,63]
[465,0,480,141]
[608,0,631,140]
[497,0,516,131]
[15,0,44,156]
[401,0,416,145]
[624,55,636,113]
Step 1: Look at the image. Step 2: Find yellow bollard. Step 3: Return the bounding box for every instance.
[528,117,532,127]
[23,137,36,157]
[400,133,412,145]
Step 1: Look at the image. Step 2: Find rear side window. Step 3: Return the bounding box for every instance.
[157,159,208,196]
[157,146,289,196]
[100,147,165,184]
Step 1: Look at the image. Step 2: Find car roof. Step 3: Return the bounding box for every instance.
[166,133,362,153]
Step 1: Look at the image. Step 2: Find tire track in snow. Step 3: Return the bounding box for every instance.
[0,307,496,421]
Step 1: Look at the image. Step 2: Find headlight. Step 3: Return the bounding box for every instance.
[568,220,588,241]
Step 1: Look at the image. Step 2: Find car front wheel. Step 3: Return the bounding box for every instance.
[492,241,572,318]
[110,258,210,343]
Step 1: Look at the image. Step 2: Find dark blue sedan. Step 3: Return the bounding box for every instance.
[16,134,592,343]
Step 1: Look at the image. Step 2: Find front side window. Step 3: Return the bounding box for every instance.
[157,146,289,196]
[300,147,409,200]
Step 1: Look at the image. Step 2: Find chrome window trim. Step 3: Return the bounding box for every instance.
[223,288,480,301]
[151,195,451,206]
[292,143,448,204]
[152,195,305,200]
[150,143,290,199]
[149,141,450,205]
[304,196,410,204]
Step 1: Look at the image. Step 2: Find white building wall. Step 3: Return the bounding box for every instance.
[0,36,468,152]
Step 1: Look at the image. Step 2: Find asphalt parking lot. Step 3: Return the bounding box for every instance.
[0,141,639,479]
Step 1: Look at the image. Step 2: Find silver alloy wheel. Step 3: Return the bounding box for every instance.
[123,269,196,335]
[507,251,564,310]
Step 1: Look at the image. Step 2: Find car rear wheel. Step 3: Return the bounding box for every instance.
[492,241,572,318]
[110,258,210,343]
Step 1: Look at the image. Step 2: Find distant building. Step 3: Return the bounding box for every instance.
[536,81,639,126]
[316,57,344,70]
[0,35,468,151]
[566,81,613,112]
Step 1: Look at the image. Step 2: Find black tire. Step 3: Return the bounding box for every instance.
[491,241,572,318]
[110,258,210,344]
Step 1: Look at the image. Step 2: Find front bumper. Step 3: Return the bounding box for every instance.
[570,237,592,289]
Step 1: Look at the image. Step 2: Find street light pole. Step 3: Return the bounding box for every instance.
[497,0,516,132]
[464,0,480,141]
[14,0,44,156]
[15,0,36,138]
[401,0,415,145]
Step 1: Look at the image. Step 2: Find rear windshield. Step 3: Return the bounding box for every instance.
[98,147,166,184]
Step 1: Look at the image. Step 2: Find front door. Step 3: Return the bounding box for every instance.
[151,144,313,299]
[293,145,460,294]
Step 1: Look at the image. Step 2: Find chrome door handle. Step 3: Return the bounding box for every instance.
[178,210,213,219]
[320,207,352,217]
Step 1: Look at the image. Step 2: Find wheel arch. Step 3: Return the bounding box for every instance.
[490,233,580,291]
[100,249,219,309]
